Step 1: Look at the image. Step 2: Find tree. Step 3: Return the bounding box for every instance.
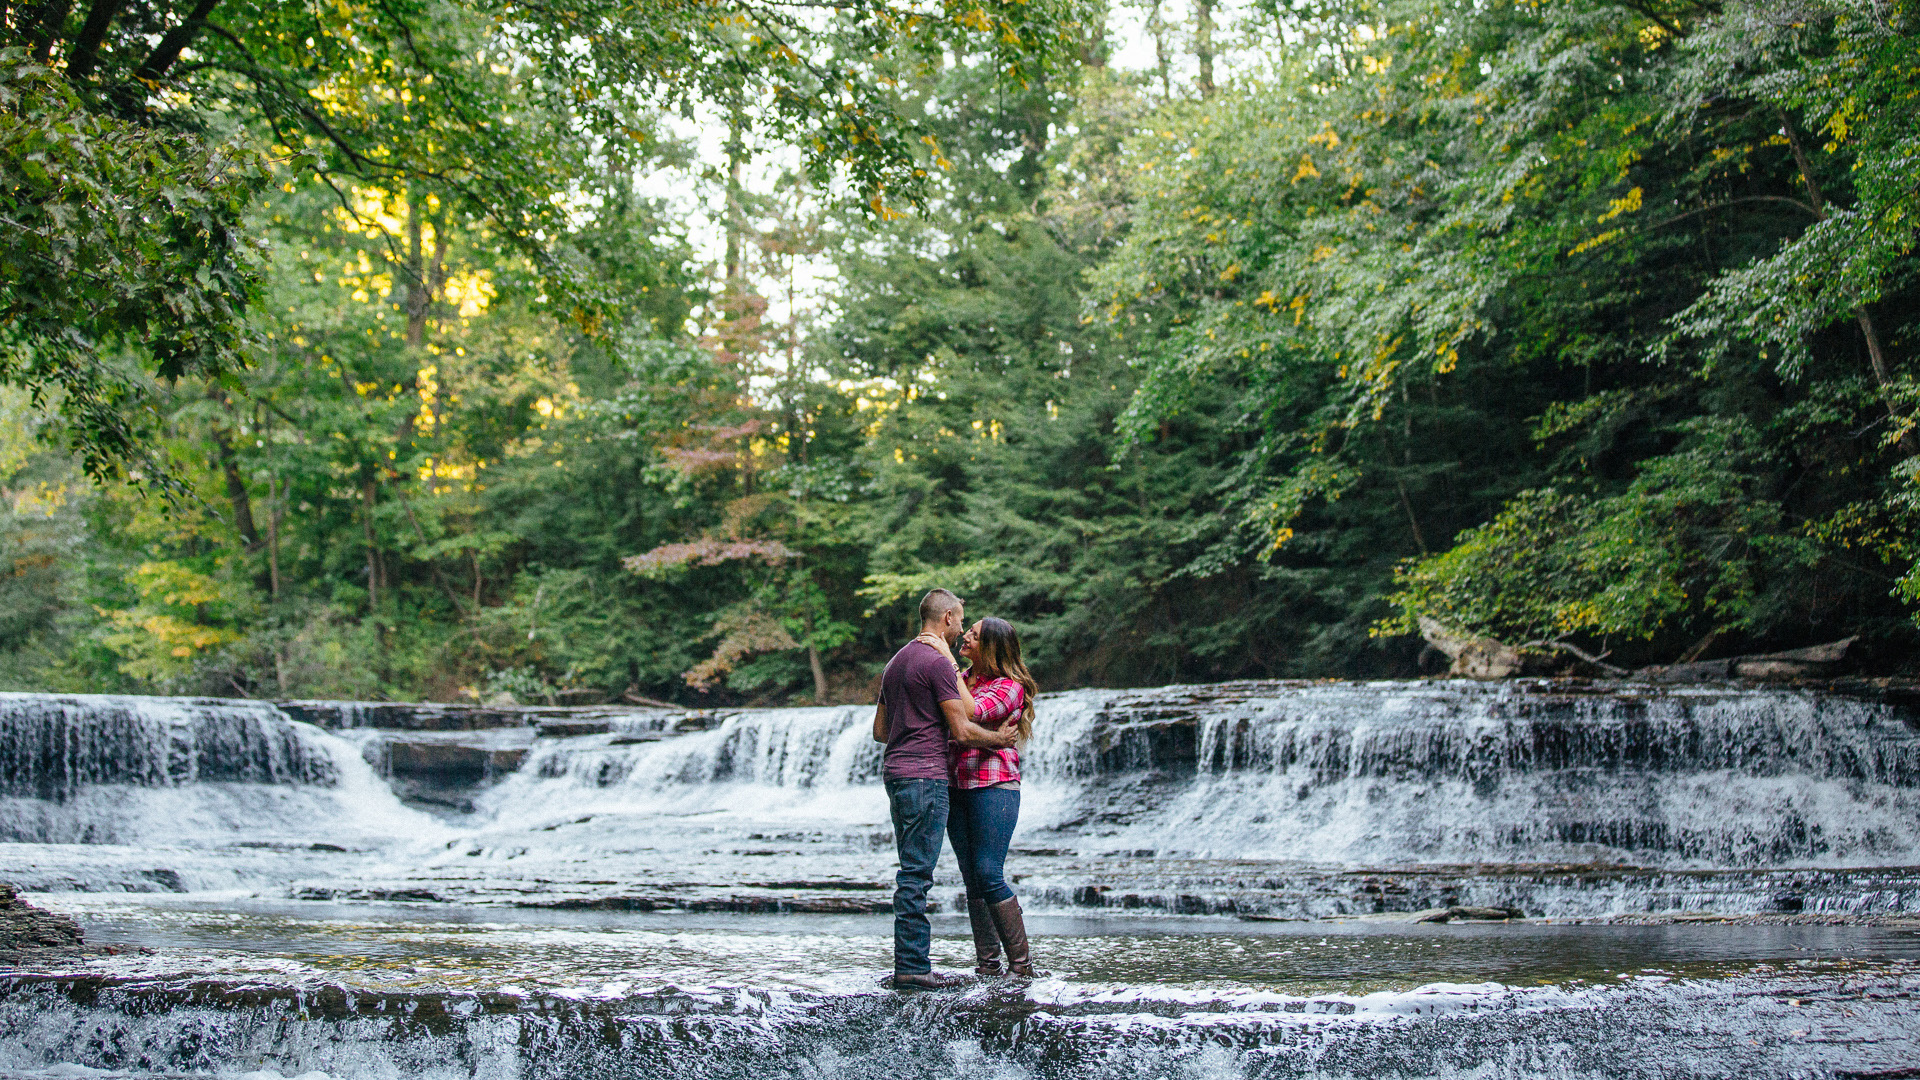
[0,0,1094,479]
[0,53,264,485]
[1098,0,1920,662]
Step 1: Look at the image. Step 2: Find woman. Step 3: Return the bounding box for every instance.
[916,617,1043,978]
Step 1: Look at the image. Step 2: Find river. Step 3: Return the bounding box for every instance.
[1,681,1917,1077]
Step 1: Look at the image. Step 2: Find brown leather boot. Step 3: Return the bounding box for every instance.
[987,896,1048,978]
[967,896,1004,976]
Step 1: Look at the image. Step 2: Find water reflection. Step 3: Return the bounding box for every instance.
[51,896,1920,997]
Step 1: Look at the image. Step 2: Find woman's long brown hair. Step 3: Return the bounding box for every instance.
[971,617,1037,744]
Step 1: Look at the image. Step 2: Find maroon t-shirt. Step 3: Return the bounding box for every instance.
[880,641,962,780]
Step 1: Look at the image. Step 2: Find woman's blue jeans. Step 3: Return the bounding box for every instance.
[946,785,1021,905]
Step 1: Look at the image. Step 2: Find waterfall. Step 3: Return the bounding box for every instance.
[465,681,1920,871]
[472,706,884,832]
[3,681,1918,911]
[0,694,337,799]
[1009,682,1920,867]
[0,694,438,852]
[515,706,877,791]
[7,685,1920,1080]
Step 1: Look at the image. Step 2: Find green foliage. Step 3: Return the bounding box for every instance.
[1101,0,1920,660]
[0,0,1091,479]
[4,0,1918,703]
[1382,421,1820,646]
[1665,0,1919,381]
[0,52,265,485]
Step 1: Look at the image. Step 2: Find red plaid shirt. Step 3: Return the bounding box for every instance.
[949,676,1025,789]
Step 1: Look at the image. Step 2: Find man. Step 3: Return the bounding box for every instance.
[871,587,1017,989]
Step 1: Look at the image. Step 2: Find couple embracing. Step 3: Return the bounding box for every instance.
[872,588,1044,989]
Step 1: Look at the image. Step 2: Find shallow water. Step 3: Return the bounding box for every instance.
[40,895,1920,994]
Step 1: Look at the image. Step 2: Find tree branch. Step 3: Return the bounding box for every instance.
[1519,638,1630,675]
[1780,109,1916,457]
[24,0,71,62]
[63,0,122,80]
[1618,0,1683,38]
[133,0,219,82]
[1640,194,1819,234]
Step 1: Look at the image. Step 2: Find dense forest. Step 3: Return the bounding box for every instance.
[1,0,1915,705]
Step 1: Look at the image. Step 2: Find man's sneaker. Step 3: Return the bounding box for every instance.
[881,971,967,990]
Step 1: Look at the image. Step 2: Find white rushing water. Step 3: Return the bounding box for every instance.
[0,693,448,891]
[458,682,1920,869]
[5,682,1920,911]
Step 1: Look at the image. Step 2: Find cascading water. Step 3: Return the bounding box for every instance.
[0,693,442,889]
[0,693,337,801]
[4,682,1920,911]
[4,682,1920,1079]
[370,681,1920,918]
[1027,681,1920,866]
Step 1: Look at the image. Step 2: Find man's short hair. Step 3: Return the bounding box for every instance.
[918,588,962,627]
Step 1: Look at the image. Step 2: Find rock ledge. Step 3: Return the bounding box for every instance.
[0,882,85,960]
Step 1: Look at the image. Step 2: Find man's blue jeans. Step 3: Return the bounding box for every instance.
[885,776,949,975]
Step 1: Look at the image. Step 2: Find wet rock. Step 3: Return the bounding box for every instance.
[138,869,185,892]
[535,720,612,738]
[280,700,534,731]
[1414,905,1525,923]
[675,712,726,732]
[1071,885,1110,907]
[1454,905,1525,920]
[293,887,441,902]
[281,700,686,733]
[360,733,531,812]
[0,883,83,954]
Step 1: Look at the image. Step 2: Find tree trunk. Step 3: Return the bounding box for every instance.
[803,604,829,701]
[64,0,124,80]
[1149,0,1172,99]
[1194,0,1216,97]
[1780,111,1917,457]
[808,644,829,703]
[1395,474,1428,554]
[1079,1,1109,68]
[404,196,428,346]
[266,471,282,599]
[362,480,383,608]
[132,0,217,80]
[1015,74,1050,198]
[724,101,746,289]
[209,428,261,550]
